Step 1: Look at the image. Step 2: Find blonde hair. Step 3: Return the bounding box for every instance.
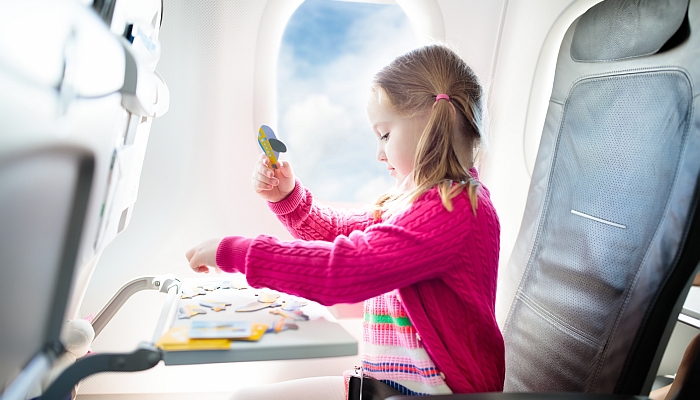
[372,44,484,220]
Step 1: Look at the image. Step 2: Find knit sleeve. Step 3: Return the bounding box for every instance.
[239,190,476,306]
[267,179,376,242]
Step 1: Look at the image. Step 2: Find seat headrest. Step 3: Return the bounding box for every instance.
[571,0,689,62]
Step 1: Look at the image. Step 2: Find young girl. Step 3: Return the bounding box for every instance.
[186,44,505,399]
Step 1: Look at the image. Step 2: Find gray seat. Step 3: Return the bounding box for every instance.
[390,0,700,399]
[0,145,161,400]
[502,0,700,394]
[0,146,94,399]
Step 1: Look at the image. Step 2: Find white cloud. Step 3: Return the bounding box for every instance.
[282,94,352,171]
[278,4,419,202]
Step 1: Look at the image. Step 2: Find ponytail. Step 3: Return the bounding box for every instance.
[413,93,480,216]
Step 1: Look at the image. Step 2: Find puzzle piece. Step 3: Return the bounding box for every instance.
[231,281,249,290]
[268,318,285,333]
[199,283,219,292]
[258,125,287,169]
[217,280,248,290]
[292,309,309,321]
[235,301,281,312]
[218,281,232,289]
[177,305,207,319]
[180,287,207,299]
[285,322,299,330]
[281,300,307,311]
[199,300,232,312]
[265,318,299,333]
[270,308,309,321]
[257,292,280,303]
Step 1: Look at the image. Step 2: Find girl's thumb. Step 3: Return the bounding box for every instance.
[278,160,293,178]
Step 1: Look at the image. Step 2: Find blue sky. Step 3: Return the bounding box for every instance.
[283,0,406,74]
[277,0,418,203]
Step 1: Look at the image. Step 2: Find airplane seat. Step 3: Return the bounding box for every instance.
[389,0,700,399]
[0,147,94,399]
[501,0,700,394]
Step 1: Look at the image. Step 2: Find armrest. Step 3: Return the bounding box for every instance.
[92,274,180,337]
[38,343,161,400]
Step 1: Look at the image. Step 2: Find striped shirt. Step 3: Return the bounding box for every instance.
[360,289,452,395]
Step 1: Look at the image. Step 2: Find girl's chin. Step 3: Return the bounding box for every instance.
[393,173,414,192]
[391,170,414,192]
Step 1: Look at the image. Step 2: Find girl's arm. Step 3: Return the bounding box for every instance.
[217,189,494,305]
[252,154,374,241]
[269,178,375,242]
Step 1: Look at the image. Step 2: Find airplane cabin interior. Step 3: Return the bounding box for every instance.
[1,0,699,399]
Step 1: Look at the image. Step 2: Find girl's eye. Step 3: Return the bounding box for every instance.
[380,132,390,141]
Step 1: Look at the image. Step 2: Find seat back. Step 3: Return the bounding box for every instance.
[501,0,700,394]
[0,146,93,394]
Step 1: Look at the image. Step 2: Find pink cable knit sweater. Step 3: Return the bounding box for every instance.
[216,172,505,393]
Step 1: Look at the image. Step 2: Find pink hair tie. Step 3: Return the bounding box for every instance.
[435,94,450,102]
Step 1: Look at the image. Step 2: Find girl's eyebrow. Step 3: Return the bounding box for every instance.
[372,122,390,131]
[372,123,388,138]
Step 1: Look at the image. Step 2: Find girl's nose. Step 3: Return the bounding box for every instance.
[376,145,387,162]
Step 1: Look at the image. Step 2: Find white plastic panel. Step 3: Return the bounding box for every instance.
[0,0,126,98]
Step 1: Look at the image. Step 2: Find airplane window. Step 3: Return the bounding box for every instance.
[278,0,418,203]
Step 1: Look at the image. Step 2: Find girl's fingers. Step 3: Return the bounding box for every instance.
[252,176,274,191]
[253,161,279,190]
[254,154,290,200]
[259,153,274,169]
[253,171,278,185]
[255,161,275,179]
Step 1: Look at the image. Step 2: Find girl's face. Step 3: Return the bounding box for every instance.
[367,92,429,186]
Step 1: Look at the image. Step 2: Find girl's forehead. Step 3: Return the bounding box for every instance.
[367,86,392,108]
[367,92,397,120]
[367,90,397,114]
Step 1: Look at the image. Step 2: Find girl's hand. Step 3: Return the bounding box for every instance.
[185,238,222,274]
[252,153,295,202]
